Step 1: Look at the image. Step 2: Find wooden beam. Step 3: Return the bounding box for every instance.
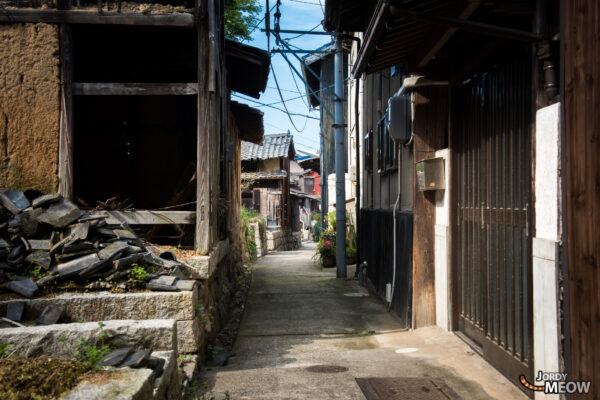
[72,82,198,95]
[415,1,481,68]
[0,10,195,26]
[195,0,211,255]
[88,210,196,225]
[58,25,74,199]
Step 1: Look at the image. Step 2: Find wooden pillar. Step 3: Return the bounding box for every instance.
[58,24,73,198]
[564,0,600,394]
[195,0,211,254]
[411,87,448,329]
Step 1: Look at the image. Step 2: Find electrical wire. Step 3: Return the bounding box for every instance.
[246,4,276,38]
[281,22,321,41]
[287,0,322,5]
[231,93,319,120]
[271,63,309,132]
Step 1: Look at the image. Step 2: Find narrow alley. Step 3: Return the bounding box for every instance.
[201,243,527,400]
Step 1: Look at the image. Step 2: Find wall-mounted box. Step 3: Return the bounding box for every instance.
[416,157,445,191]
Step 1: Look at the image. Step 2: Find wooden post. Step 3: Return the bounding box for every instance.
[411,87,448,329]
[58,24,73,198]
[195,0,211,254]
[565,0,600,394]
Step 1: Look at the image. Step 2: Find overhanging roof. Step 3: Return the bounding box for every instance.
[230,101,264,145]
[301,43,335,108]
[225,39,270,99]
[333,0,540,77]
[354,0,454,76]
[241,134,295,161]
[242,170,287,180]
[324,0,374,32]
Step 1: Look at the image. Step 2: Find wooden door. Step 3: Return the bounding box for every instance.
[453,56,533,383]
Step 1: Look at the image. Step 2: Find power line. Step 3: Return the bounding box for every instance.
[287,0,322,5]
[246,4,276,39]
[270,63,309,132]
[281,22,322,41]
[231,93,319,120]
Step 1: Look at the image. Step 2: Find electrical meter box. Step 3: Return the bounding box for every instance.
[416,157,445,191]
[387,95,411,143]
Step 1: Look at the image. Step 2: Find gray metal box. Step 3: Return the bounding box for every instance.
[416,157,445,191]
[387,95,411,143]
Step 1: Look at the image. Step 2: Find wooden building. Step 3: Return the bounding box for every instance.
[321,0,600,395]
[241,133,295,230]
[0,0,269,262]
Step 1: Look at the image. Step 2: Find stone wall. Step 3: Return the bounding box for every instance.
[0,23,60,192]
[249,221,268,258]
[266,228,302,252]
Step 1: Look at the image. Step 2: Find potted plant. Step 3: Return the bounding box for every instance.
[346,245,357,265]
[315,237,336,268]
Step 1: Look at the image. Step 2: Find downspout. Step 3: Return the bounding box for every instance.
[334,33,347,278]
[345,33,362,277]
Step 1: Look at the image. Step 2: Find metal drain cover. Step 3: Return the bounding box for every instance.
[355,378,459,400]
[306,365,348,373]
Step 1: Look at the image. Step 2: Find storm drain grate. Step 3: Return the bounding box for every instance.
[306,365,348,373]
[355,378,460,400]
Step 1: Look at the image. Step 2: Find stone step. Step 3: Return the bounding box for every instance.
[0,319,177,359]
[0,288,202,353]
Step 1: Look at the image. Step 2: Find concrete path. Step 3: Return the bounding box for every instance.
[200,243,528,399]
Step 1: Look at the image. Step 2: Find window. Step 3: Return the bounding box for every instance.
[377,113,397,173]
[364,129,373,173]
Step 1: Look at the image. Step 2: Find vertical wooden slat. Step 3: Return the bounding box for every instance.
[195,0,211,254]
[58,25,73,198]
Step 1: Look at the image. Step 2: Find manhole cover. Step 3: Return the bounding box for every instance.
[306,365,348,373]
[355,378,459,400]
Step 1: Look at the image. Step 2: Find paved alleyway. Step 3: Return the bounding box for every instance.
[201,243,528,399]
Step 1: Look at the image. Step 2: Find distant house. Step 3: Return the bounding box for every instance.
[241,134,295,230]
[290,160,320,233]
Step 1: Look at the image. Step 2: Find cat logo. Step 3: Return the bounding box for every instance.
[520,372,591,395]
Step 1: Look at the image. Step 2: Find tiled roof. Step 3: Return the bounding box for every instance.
[242,170,287,180]
[241,134,294,161]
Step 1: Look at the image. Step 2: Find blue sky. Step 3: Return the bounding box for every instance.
[231,0,332,153]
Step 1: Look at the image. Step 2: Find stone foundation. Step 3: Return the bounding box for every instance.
[266,229,302,252]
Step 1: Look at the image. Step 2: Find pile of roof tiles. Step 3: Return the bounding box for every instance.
[0,189,195,299]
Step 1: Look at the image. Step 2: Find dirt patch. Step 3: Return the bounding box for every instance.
[0,357,88,399]
[80,369,125,385]
[159,245,198,263]
[0,23,60,193]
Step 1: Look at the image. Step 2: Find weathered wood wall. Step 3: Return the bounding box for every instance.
[412,87,448,329]
[564,0,600,396]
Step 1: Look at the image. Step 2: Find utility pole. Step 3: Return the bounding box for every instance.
[334,34,346,278]
[320,116,327,232]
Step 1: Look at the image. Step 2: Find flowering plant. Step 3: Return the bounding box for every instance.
[314,237,335,261]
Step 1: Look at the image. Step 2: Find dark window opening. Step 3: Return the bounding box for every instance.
[73,95,197,210]
[71,25,197,83]
[377,115,397,173]
[364,129,373,174]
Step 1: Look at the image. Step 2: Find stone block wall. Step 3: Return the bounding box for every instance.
[266,229,302,252]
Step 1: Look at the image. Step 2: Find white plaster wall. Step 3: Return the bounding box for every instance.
[533,238,559,400]
[434,149,450,331]
[535,103,560,241]
[327,172,352,208]
[532,103,561,400]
